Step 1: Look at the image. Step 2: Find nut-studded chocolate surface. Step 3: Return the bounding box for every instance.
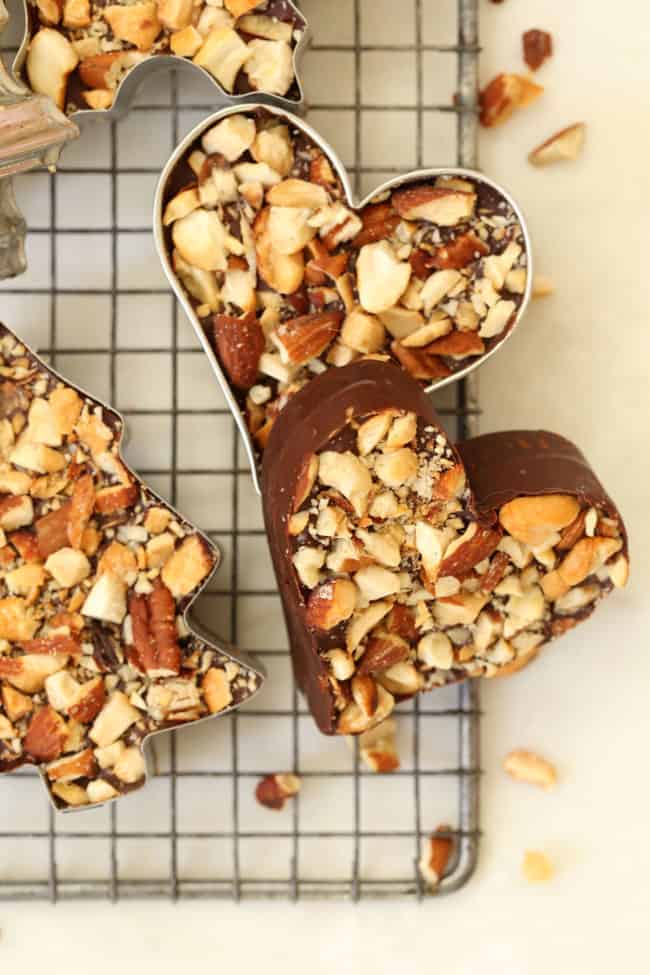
[0,323,263,810]
[263,361,628,735]
[160,108,530,466]
[21,0,305,114]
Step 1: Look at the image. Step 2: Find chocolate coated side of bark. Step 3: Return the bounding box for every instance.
[261,359,461,734]
[457,430,627,548]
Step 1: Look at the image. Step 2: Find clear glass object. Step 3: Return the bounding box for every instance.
[0,0,78,278]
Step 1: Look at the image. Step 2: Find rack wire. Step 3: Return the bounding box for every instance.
[0,0,481,900]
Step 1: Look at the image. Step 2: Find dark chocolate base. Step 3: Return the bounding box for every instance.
[262,359,468,734]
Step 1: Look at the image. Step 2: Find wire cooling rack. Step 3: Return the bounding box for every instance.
[0,0,481,900]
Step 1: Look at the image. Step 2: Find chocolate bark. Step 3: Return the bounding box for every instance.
[22,0,306,115]
[0,323,264,810]
[262,359,474,734]
[455,429,629,676]
[160,106,530,470]
[263,365,629,735]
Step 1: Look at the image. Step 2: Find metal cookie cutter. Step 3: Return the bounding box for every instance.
[154,103,534,496]
[1,0,78,278]
[8,0,309,119]
[0,320,266,814]
[1,0,308,277]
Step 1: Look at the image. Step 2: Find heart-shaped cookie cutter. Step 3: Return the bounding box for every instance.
[0,321,265,813]
[8,0,309,119]
[1,0,79,277]
[154,103,534,496]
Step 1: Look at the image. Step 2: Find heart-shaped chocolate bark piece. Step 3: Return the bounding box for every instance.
[11,0,306,115]
[262,361,627,736]
[0,323,264,810]
[156,104,532,491]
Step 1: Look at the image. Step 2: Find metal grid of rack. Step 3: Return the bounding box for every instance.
[0,0,481,900]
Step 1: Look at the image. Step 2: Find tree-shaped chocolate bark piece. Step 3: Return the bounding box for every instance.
[0,323,264,810]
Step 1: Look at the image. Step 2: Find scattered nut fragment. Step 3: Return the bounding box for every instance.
[532,275,554,298]
[419,826,454,888]
[255,773,301,810]
[479,73,544,127]
[504,749,557,790]
[522,850,554,884]
[522,29,553,71]
[529,124,586,167]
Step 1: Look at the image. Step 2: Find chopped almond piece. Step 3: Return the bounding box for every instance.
[529,123,586,167]
[479,73,544,127]
[103,3,161,52]
[504,749,557,790]
[523,29,553,71]
[255,773,301,810]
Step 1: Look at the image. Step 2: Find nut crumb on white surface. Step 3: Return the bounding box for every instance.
[522,850,555,884]
[504,749,557,790]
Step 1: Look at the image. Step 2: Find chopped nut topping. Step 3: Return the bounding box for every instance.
[23,0,305,114]
[162,108,529,460]
[0,326,262,809]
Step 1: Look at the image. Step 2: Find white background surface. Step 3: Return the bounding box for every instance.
[1,0,649,970]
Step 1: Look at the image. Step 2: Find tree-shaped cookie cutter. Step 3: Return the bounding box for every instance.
[0,321,265,813]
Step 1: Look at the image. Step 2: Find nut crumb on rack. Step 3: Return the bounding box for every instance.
[255,771,301,809]
[23,0,305,113]
[162,108,530,461]
[419,826,454,888]
[0,325,261,810]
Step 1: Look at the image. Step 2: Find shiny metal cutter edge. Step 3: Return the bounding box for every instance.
[154,102,534,496]
[9,0,310,121]
[0,320,267,814]
[0,0,309,278]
